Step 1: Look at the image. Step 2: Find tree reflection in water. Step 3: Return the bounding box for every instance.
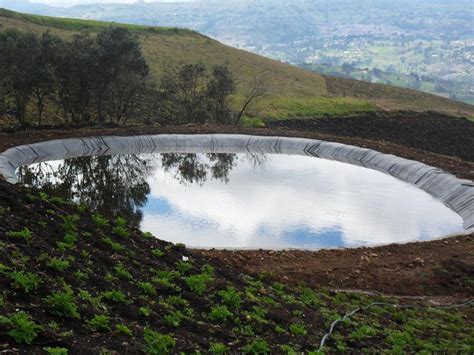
[18,152,266,226]
[19,155,153,226]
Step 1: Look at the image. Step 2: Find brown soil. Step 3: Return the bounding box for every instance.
[194,234,474,300]
[1,112,473,299]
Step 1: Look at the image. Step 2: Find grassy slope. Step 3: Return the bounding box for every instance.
[1,8,473,119]
[1,181,473,353]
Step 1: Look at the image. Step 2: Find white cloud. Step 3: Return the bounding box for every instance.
[141,154,463,249]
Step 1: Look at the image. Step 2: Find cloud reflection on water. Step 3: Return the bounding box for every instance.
[141,154,463,249]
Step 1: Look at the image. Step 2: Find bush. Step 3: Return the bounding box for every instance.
[164,310,184,327]
[151,248,165,258]
[115,323,133,336]
[218,286,242,308]
[9,271,41,293]
[102,290,127,303]
[47,257,70,272]
[45,291,80,319]
[114,264,133,281]
[43,347,68,355]
[210,343,229,354]
[138,282,157,296]
[6,228,32,240]
[241,339,270,354]
[112,225,129,238]
[143,328,175,354]
[289,323,307,336]
[92,213,108,227]
[1,311,42,344]
[209,305,233,322]
[87,314,111,332]
[184,274,211,295]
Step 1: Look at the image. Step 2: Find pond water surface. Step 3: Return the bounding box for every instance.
[19,153,463,249]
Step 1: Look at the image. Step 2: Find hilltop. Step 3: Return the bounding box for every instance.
[0,8,473,120]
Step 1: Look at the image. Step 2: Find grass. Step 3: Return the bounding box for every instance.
[0,8,195,35]
[255,96,377,120]
[1,8,472,119]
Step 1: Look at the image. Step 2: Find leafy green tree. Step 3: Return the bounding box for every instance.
[31,31,62,125]
[206,64,236,123]
[93,27,148,125]
[0,30,38,126]
[54,33,97,125]
[158,63,209,124]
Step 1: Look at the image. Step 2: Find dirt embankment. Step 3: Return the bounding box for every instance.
[1,111,473,299]
[195,234,474,300]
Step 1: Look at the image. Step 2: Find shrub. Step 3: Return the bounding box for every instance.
[112,225,129,238]
[280,345,297,354]
[241,339,270,354]
[2,312,42,344]
[9,271,41,293]
[143,328,175,354]
[43,347,68,355]
[209,305,233,322]
[47,257,70,272]
[92,213,108,227]
[139,306,151,317]
[102,290,127,303]
[349,325,377,341]
[201,264,215,276]
[45,291,80,319]
[57,233,77,251]
[184,274,211,295]
[175,260,193,274]
[61,214,80,232]
[300,287,321,307]
[151,248,165,258]
[218,286,242,308]
[289,323,307,336]
[6,228,32,240]
[114,264,133,281]
[164,310,184,327]
[143,232,154,239]
[138,282,157,296]
[87,314,111,332]
[115,216,127,227]
[102,237,124,252]
[115,323,133,336]
[210,343,229,354]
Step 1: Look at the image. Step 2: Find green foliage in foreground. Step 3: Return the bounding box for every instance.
[0,187,472,353]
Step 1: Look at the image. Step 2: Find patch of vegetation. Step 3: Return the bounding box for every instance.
[1,311,42,344]
[0,181,472,352]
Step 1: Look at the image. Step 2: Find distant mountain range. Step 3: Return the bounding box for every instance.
[2,0,473,104]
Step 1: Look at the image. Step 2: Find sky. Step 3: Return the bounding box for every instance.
[29,0,195,7]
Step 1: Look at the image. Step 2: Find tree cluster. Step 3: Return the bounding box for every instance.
[154,63,236,124]
[0,28,267,128]
[0,27,149,127]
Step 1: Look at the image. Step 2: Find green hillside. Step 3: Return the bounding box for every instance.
[0,8,473,119]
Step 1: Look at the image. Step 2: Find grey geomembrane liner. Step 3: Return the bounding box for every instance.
[1,134,473,230]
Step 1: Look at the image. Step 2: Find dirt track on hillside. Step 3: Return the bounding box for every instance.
[1,113,473,299]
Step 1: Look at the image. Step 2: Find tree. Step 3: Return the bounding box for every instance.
[235,77,268,124]
[206,65,236,123]
[0,30,38,127]
[156,63,238,125]
[157,63,210,124]
[30,31,62,126]
[54,33,97,125]
[93,27,148,125]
